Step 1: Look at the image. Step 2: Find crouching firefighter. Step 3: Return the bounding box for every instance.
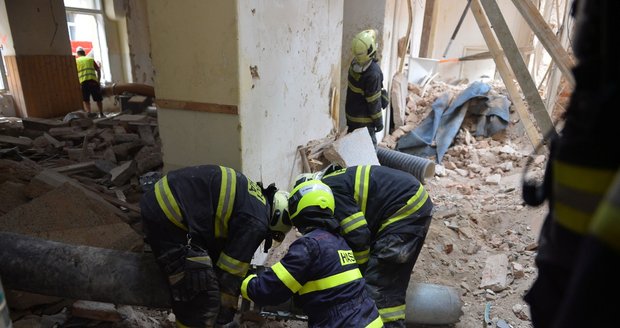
[241,179,383,327]
[140,165,291,327]
[299,165,433,327]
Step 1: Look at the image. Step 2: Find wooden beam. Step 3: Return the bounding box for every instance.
[479,0,557,141]
[418,0,437,58]
[510,0,575,87]
[470,0,541,148]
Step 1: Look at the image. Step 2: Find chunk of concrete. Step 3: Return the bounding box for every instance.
[480,253,511,292]
[323,128,379,167]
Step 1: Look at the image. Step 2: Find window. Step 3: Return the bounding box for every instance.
[64,0,111,82]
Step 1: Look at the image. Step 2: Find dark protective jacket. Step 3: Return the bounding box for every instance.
[150,165,270,297]
[321,165,433,265]
[241,228,383,328]
[345,59,384,129]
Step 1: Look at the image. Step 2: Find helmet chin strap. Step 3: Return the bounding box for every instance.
[352,58,372,73]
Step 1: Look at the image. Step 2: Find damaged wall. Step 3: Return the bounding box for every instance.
[237,1,342,187]
[428,0,531,82]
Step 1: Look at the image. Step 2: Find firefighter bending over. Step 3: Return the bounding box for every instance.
[241,179,383,327]
[140,165,291,327]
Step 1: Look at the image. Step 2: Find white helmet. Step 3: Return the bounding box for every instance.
[270,190,291,242]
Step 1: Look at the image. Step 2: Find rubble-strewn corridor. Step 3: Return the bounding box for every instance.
[2,0,613,328]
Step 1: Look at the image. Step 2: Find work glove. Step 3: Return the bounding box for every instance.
[373,120,384,133]
[216,293,238,327]
[158,245,219,302]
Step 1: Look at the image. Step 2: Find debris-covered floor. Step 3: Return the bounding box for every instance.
[0,80,562,327]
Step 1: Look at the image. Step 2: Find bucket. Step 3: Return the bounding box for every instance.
[0,277,12,328]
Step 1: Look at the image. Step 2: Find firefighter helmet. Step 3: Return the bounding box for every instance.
[351,29,378,65]
[288,180,335,221]
[270,190,291,242]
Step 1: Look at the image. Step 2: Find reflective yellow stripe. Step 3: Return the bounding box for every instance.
[553,162,615,234]
[215,166,236,238]
[241,274,257,301]
[370,111,382,119]
[175,320,190,328]
[216,252,249,277]
[346,113,374,123]
[272,262,302,293]
[299,268,362,295]
[154,176,188,231]
[365,91,381,103]
[348,81,364,94]
[590,172,620,252]
[378,304,406,322]
[354,166,371,213]
[353,248,370,264]
[186,256,212,266]
[341,212,367,234]
[365,315,384,328]
[379,186,428,233]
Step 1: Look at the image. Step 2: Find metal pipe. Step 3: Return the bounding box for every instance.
[377,147,435,183]
[101,83,155,98]
[0,232,171,308]
[0,232,462,325]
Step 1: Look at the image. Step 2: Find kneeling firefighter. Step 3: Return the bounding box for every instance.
[241,179,383,327]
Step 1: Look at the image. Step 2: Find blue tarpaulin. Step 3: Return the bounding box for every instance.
[396,81,510,163]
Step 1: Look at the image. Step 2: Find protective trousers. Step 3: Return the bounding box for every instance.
[364,218,431,327]
[141,195,219,328]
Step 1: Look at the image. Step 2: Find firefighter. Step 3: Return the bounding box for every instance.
[241,179,383,327]
[346,29,388,146]
[297,165,433,327]
[140,165,291,328]
[523,1,620,327]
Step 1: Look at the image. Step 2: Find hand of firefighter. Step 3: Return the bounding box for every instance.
[374,119,384,133]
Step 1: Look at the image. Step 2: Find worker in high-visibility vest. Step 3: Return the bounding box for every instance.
[75,47,104,117]
[523,1,620,327]
[140,165,291,328]
[241,179,383,327]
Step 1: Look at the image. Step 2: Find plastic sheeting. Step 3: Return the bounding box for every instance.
[396,81,510,163]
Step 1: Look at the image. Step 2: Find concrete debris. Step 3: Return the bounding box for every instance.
[323,127,379,168]
[480,253,511,292]
[71,300,122,322]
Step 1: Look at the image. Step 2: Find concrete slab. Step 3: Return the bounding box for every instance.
[323,128,379,167]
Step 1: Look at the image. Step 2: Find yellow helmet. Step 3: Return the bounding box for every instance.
[270,190,292,242]
[288,180,335,221]
[351,29,378,65]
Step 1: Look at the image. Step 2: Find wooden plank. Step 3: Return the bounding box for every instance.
[419,0,437,58]
[53,161,97,174]
[5,56,26,118]
[510,0,575,87]
[479,0,556,141]
[156,99,238,115]
[470,0,541,148]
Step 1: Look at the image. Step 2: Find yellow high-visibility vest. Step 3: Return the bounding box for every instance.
[76,56,98,83]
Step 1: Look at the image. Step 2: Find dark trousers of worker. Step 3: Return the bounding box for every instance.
[364,217,431,328]
[140,194,218,327]
[305,291,380,328]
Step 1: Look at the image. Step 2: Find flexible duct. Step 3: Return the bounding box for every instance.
[101,83,155,98]
[377,147,435,183]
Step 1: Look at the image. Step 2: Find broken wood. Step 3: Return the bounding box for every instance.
[470,0,542,148]
[0,135,33,148]
[509,0,575,87]
[478,0,556,141]
[53,161,96,174]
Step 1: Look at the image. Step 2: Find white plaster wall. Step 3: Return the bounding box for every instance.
[429,0,531,82]
[0,0,15,55]
[148,0,241,172]
[237,0,343,189]
[126,0,154,84]
[4,0,71,56]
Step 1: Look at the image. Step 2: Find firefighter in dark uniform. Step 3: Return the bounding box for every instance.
[140,165,291,328]
[297,165,432,327]
[241,179,383,328]
[346,29,387,146]
[523,1,620,327]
